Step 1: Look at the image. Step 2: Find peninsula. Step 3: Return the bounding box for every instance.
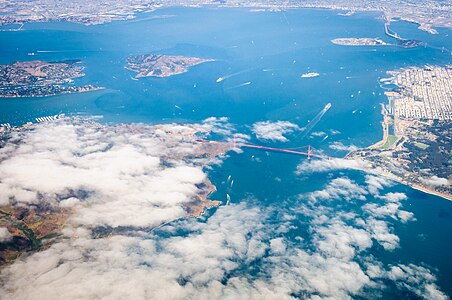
[0,60,103,98]
[126,54,215,78]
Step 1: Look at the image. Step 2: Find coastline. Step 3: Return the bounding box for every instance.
[345,69,452,202]
[344,157,452,202]
[369,166,452,201]
[409,183,452,201]
[368,103,389,149]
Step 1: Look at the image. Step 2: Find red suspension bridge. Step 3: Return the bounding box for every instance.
[196,137,330,160]
[239,143,326,159]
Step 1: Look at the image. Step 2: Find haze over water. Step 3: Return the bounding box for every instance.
[1,7,451,298]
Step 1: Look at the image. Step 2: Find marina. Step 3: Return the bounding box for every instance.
[35,114,65,123]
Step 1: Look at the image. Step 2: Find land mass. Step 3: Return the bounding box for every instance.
[0,206,70,265]
[0,0,450,35]
[0,117,232,266]
[331,38,388,46]
[347,65,452,200]
[0,60,103,98]
[126,54,215,78]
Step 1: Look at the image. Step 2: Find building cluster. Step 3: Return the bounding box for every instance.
[0,0,155,26]
[0,84,102,98]
[0,60,84,87]
[388,66,452,120]
[0,60,102,98]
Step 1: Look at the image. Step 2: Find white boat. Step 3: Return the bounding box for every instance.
[301,72,320,78]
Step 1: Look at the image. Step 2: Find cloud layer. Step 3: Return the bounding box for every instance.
[0,119,233,229]
[0,119,447,300]
[296,157,368,174]
[0,227,12,242]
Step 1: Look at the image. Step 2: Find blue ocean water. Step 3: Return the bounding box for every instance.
[0,7,451,297]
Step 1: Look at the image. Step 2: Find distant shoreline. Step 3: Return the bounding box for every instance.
[0,5,447,35]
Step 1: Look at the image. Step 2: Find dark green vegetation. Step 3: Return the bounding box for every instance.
[402,121,451,179]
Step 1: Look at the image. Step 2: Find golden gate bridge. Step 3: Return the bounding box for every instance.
[196,102,334,159]
[196,136,330,160]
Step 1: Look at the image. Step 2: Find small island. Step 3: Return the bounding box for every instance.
[331,38,388,46]
[0,60,103,98]
[126,54,215,78]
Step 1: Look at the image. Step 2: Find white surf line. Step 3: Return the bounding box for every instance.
[216,68,255,83]
[226,81,252,90]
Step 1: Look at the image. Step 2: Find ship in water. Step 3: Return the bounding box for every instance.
[216,77,224,83]
[226,194,231,205]
[301,72,320,78]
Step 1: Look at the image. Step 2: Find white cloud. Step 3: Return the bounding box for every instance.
[329,141,359,152]
[0,119,227,229]
[308,177,368,202]
[363,203,414,223]
[269,238,286,254]
[310,131,326,137]
[59,197,81,208]
[0,227,12,242]
[252,121,300,142]
[296,158,367,174]
[266,250,371,299]
[314,221,372,259]
[364,188,414,223]
[386,264,448,300]
[365,175,393,195]
[0,120,446,300]
[420,176,450,187]
[378,192,407,203]
[364,218,399,251]
[0,204,266,300]
[202,116,233,136]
